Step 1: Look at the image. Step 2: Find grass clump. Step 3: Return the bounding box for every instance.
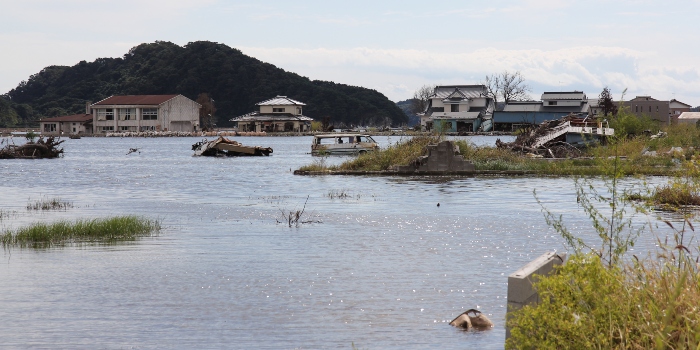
[27,197,73,211]
[297,136,439,172]
[1,215,161,248]
[338,136,439,171]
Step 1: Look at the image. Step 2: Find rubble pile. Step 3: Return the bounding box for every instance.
[496,115,584,158]
[0,137,65,159]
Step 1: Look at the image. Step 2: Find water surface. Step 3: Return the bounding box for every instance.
[0,135,672,349]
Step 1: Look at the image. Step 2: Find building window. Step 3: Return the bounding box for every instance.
[649,106,652,113]
[119,108,135,120]
[548,101,557,105]
[72,128,76,132]
[657,106,659,113]
[635,105,638,112]
[273,108,285,113]
[451,104,459,112]
[142,108,158,120]
[101,126,114,132]
[140,126,156,131]
[97,108,114,121]
[44,124,56,132]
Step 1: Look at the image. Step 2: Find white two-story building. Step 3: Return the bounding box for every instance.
[420,85,494,132]
[230,96,313,133]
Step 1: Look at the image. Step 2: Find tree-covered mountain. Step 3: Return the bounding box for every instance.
[395,99,420,127]
[1,41,407,128]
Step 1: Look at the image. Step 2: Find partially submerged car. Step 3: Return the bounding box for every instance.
[311,134,379,155]
[192,136,273,157]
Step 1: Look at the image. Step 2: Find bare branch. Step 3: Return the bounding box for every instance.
[410,84,435,115]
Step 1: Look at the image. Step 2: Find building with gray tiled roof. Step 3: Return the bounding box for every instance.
[419,85,494,132]
[230,96,313,133]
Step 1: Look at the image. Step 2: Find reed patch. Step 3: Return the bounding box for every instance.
[1,215,161,248]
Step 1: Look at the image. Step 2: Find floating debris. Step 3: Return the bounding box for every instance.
[192,136,273,157]
[450,309,494,330]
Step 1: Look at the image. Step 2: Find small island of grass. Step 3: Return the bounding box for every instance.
[297,119,700,177]
[1,215,161,248]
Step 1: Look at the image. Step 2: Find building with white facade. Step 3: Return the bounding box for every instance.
[230,96,312,132]
[91,94,201,134]
[419,85,494,132]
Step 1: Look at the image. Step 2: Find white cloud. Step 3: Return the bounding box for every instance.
[240,45,700,104]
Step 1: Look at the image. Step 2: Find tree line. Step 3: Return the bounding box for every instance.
[0,41,407,128]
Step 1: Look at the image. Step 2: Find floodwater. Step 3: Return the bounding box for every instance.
[0,135,674,349]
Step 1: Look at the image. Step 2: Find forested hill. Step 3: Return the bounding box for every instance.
[0,41,407,128]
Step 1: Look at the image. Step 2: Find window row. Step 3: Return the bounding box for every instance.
[96,108,159,121]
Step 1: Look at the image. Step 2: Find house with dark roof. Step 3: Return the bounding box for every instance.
[90,94,201,134]
[39,113,93,136]
[492,91,590,131]
[419,85,494,132]
[229,96,313,132]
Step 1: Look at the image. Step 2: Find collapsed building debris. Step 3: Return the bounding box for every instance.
[192,136,273,157]
[496,115,614,158]
[0,137,65,159]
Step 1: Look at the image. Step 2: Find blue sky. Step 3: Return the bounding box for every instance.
[2,0,699,105]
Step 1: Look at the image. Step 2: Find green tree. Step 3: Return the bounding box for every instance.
[598,86,618,117]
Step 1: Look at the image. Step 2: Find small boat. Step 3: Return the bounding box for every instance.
[311,133,379,155]
[192,136,273,157]
[69,134,81,139]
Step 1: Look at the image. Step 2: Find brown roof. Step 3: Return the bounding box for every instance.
[39,114,93,122]
[92,94,180,106]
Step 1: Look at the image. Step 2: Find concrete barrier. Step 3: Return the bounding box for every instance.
[506,251,566,340]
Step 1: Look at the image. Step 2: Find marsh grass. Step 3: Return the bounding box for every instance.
[0,209,14,221]
[339,136,439,171]
[0,216,161,248]
[298,126,689,176]
[277,195,320,227]
[327,189,350,199]
[27,197,73,211]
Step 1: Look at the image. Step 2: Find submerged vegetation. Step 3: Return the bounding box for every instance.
[1,216,161,248]
[26,197,73,211]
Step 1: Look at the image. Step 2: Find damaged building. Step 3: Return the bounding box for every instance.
[420,85,494,132]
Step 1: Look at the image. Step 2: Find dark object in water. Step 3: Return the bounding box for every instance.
[0,137,64,159]
[69,134,81,139]
[192,136,273,157]
[450,309,494,330]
